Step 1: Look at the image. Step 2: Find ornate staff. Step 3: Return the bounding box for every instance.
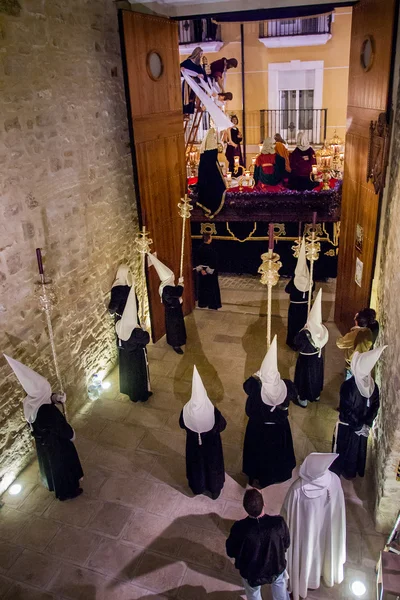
[35,248,66,417]
[134,226,153,330]
[178,194,193,280]
[258,223,281,348]
[291,221,302,258]
[305,212,321,315]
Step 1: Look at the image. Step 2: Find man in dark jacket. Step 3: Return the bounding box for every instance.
[226,489,290,600]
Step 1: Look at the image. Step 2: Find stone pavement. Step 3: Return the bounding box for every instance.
[0,278,385,599]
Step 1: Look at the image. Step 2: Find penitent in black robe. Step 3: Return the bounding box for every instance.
[331,379,379,478]
[195,243,222,310]
[108,285,130,320]
[179,407,226,497]
[285,279,314,350]
[294,329,324,402]
[162,285,187,348]
[197,148,226,218]
[119,328,151,403]
[242,376,297,488]
[32,404,83,501]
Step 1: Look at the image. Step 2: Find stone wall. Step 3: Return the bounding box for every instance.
[0,0,138,492]
[372,65,400,532]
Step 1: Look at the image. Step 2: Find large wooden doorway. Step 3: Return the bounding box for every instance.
[335,0,398,332]
[120,10,194,342]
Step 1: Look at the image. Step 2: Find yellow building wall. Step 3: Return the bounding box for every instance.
[180,7,352,150]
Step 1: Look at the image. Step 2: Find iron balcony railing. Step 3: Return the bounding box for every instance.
[259,14,332,38]
[179,18,221,45]
[260,109,327,145]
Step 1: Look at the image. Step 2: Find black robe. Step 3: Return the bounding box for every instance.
[180,59,207,114]
[32,403,83,501]
[294,329,324,402]
[119,327,151,403]
[331,378,379,478]
[162,285,186,348]
[285,279,313,350]
[195,243,222,310]
[197,148,226,217]
[179,407,226,496]
[242,377,297,488]
[108,285,130,320]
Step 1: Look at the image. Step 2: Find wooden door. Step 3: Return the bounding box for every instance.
[120,10,194,341]
[335,0,397,333]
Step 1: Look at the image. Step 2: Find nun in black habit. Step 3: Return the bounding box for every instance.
[4,355,83,501]
[285,238,314,350]
[147,253,187,354]
[197,128,227,218]
[179,366,226,499]
[116,285,151,403]
[243,336,297,489]
[332,345,386,479]
[294,289,329,407]
[194,234,222,310]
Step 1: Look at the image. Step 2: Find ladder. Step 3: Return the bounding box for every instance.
[185,106,204,154]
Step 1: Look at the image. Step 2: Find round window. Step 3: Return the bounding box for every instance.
[360,36,374,72]
[147,51,163,81]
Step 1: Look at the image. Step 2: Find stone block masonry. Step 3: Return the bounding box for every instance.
[0,0,139,491]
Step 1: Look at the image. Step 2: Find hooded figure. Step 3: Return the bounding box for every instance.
[194,233,222,311]
[147,253,186,354]
[254,137,285,187]
[197,128,227,218]
[285,238,314,350]
[294,289,328,407]
[282,453,345,600]
[288,132,318,191]
[116,285,151,403]
[179,366,226,498]
[242,336,297,489]
[180,46,207,114]
[332,345,387,479]
[108,263,133,322]
[4,355,83,501]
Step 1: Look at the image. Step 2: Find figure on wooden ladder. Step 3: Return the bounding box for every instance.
[147,253,186,355]
[4,355,83,501]
[179,366,226,499]
[294,289,329,407]
[285,238,314,350]
[242,335,297,489]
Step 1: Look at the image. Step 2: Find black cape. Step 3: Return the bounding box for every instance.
[294,329,324,402]
[285,278,313,350]
[179,407,226,496]
[180,59,207,114]
[162,285,186,348]
[195,243,222,310]
[32,403,83,501]
[242,376,297,488]
[197,148,226,217]
[119,327,151,403]
[108,285,130,319]
[331,378,379,478]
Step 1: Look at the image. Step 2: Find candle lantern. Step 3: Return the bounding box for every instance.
[311,142,334,190]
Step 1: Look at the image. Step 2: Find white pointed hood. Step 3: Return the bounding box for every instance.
[351,345,387,399]
[294,238,310,293]
[305,289,329,350]
[299,452,338,498]
[112,264,133,288]
[4,354,52,424]
[115,285,138,341]
[182,366,215,435]
[256,335,287,409]
[147,253,175,298]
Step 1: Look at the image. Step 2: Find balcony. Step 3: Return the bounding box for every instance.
[259,14,332,48]
[260,108,327,146]
[178,18,224,55]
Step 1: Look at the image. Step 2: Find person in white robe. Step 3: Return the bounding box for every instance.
[179,366,226,498]
[281,453,346,600]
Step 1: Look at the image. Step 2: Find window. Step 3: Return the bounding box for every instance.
[280,89,314,134]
